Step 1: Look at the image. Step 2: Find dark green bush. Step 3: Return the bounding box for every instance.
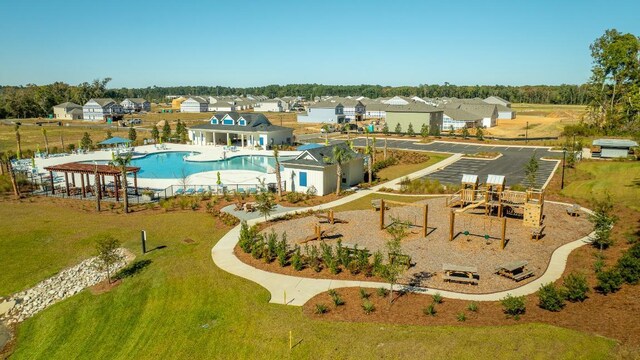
[617,252,640,285]
[563,272,590,302]
[538,283,565,311]
[596,268,623,294]
[501,294,526,318]
[291,245,304,271]
[423,303,436,316]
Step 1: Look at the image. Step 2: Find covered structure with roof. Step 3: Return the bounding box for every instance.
[384,103,444,134]
[188,112,293,148]
[180,96,209,113]
[53,102,83,120]
[43,162,141,202]
[281,143,364,195]
[442,108,483,130]
[592,139,638,158]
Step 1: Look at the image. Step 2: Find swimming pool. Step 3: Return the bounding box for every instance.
[108,152,288,179]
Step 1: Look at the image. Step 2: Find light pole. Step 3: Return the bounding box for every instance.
[561,147,567,190]
[525,121,529,144]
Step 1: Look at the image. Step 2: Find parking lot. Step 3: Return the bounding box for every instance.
[329,138,560,188]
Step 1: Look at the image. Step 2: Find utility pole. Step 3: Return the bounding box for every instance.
[561,148,567,190]
[525,121,529,144]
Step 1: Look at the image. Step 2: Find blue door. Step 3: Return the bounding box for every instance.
[259,136,264,146]
[299,172,307,187]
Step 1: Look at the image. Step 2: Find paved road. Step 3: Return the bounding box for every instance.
[329,138,560,188]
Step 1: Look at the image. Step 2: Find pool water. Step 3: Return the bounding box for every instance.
[127,152,287,179]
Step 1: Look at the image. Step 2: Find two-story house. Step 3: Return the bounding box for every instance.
[82,98,124,122]
[121,98,151,113]
[297,101,346,124]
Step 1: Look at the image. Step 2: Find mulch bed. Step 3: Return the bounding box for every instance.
[247,198,591,294]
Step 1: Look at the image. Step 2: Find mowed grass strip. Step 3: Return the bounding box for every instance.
[375,152,449,181]
[561,161,640,211]
[1,200,616,359]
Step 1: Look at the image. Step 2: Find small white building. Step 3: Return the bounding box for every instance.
[281,143,364,196]
[181,96,209,113]
[297,101,346,124]
[53,102,83,120]
[254,99,283,112]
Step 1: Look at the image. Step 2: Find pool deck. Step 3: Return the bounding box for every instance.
[34,144,301,190]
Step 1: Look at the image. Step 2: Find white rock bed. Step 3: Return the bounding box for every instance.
[1,248,133,325]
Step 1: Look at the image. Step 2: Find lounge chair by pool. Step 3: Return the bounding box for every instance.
[175,188,185,195]
[185,188,195,195]
[196,187,205,194]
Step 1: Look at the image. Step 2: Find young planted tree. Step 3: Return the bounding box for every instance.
[383,136,388,160]
[95,235,123,284]
[365,144,373,185]
[81,132,93,150]
[273,147,282,198]
[382,219,408,304]
[332,144,353,196]
[524,152,539,188]
[128,124,137,142]
[589,192,617,250]
[255,190,276,221]
[476,127,484,141]
[150,125,159,143]
[111,152,133,214]
[382,123,389,137]
[407,123,415,137]
[42,128,49,154]
[394,123,402,134]
[462,127,469,139]
[161,121,171,142]
[420,123,429,139]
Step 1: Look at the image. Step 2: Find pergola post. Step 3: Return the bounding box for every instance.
[49,171,55,194]
[423,204,428,237]
[501,217,507,250]
[379,199,385,230]
[213,132,216,146]
[241,134,245,148]
[71,173,76,187]
[133,172,138,195]
[115,175,120,202]
[101,174,106,193]
[64,172,70,196]
[226,133,230,146]
[81,174,86,197]
[449,211,455,241]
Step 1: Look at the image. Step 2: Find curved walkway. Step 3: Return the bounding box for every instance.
[211,155,594,306]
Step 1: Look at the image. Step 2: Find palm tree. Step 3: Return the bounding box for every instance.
[365,144,373,185]
[273,147,282,198]
[14,124,21,159]
[42,128,49,154]
[332,144,353,196]
[111,152,133,214]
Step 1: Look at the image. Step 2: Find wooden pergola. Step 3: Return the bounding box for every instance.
[43,162,141,202]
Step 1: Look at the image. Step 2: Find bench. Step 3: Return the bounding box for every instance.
[371,199,389,211]
[531,225,546,241]
[566,204,580,217]
[443,275,479,285]
[512,270,534,281]
[495,260,534,282]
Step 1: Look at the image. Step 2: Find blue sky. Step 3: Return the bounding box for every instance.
[0,0,638,88]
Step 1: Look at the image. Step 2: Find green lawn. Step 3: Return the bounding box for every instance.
[3,201,617,359]
[561,161,640,211]
[376,152,449,181]
[330,193,435,212]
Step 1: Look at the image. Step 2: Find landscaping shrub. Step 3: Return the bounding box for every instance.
[589,193,617,250]
[372,157,398,173]
[305,245,322,272]
[456,312,466,322]
[501,294,526,318]
[538,282,565,311]
[276,232,289,267]
[264,230,278,263]
[359,288,370,299]
[331,293,345,307]
[617,245,640,284]
[563,272,590,302]
[335,239,350,267]
[362,300,375,314]
[320,242,340,274]
[376,287,389,297]
[596,268,623,294]
[238,221,257,253]
[372,251,384,276]
[467,302,478,312]
[432,292,443,304]
[423,303,436,316]
[291,245,304,271]
[285,191,305,204]
[346,260,360,275]
[251,235,265,260]
[314,304,328,315]
[356,249,371,276]
[399,178,453,194]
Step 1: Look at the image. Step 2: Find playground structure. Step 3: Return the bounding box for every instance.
[448,210,508,249]
[374,199,429,237]
[314,210,348,225]
[446,174,545,228]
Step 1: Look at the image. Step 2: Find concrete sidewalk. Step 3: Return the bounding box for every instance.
[211,155,594,306]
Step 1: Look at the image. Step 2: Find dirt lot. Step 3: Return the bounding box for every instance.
[486,104,587,138]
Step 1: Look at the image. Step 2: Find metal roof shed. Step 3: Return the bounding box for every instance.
[593,139,638,158]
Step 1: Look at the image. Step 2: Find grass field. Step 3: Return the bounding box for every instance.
[560,160,640,211]
[0,199,618,359]
[375,152,449,181]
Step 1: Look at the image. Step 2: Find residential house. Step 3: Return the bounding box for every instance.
[384,103,444,134]
[339,98,366,121]
[281,143,364,196]
[297,101,346,124]
[442,108,483,130]
[458,104,498,128]
[180,96,209,113]
[82,98,124,121]
[483,96,511,108]
[188,112,293,148]
[53,102,83,120]
[254,99,284,112]
[121,98,151,112]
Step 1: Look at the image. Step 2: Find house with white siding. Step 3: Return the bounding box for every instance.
[254,99,284,112]
[208,100,236,112]
[339,98,366,121]
[188,112,293,148]
[297,101,346,124]
[281,143,364,196]
[121,98,151,112]
[53,102,83,120]
[82,98,124,121]
[442,108,483,130]
[180,96,209,113]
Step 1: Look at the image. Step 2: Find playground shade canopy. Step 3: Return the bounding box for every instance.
[461,174,478,184]
[98,136,133,146]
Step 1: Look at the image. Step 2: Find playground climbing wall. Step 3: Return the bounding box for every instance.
[523,203,542,227]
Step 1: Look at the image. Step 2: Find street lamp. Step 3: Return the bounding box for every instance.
[561,147,567,190]
[525,121,529,144]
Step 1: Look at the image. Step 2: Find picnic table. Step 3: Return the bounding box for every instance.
[531,224,546,241]
[566,204,580,217]
[442,263,479,285]
[495,260,534,282]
